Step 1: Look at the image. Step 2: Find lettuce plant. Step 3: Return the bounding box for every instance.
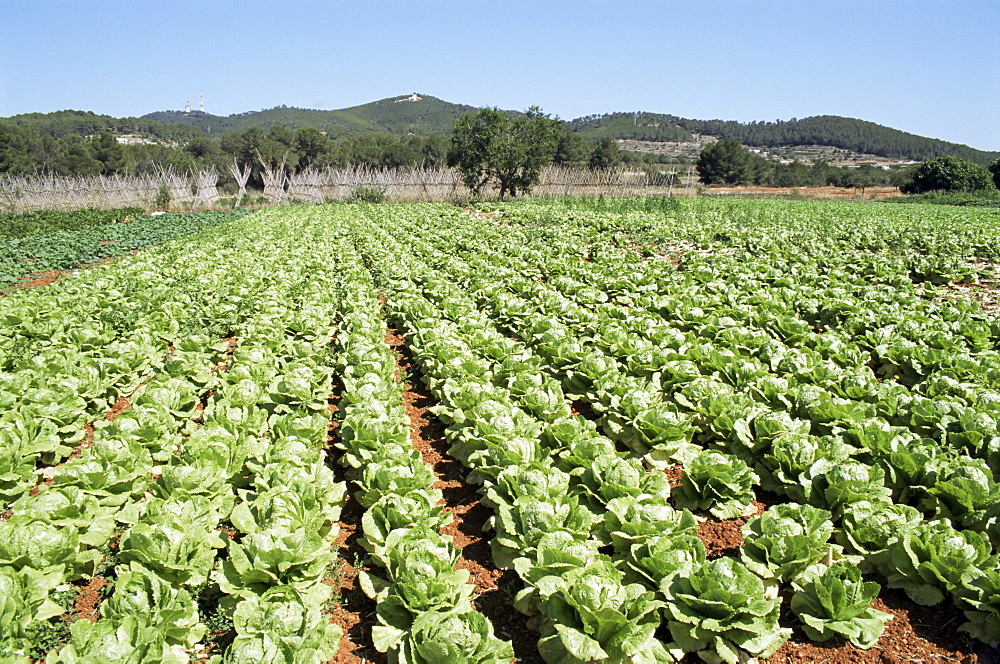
[533,557,673,664]
[923,457,1000,533]
[835,500,922,565]
[381,610,514,664]
[120,515,225,587]
[740,503,836,583]
[0,515,98,579]
[790,562,893,649]
[759,431,855,502]
[512,531,603,618]
[485,464,598,569]
[810,460,892,518]
[622,533,706,594]
[10,485,116,547]
[603,495,698,553]
[672,450,757,519]
[364,528,475,644]
[100,562,205,649]
[0,566,63,649]
[223,585,341,664]
[960,569,1000,648]
[361,491,451,564]
[46,615,190,664]
[216,524,334,596]
[355,450,439,508]
[876,519,997,606]
[664,557,790,664]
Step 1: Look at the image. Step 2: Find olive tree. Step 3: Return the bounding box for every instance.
[447,106,560,200]
[901,155,995,193]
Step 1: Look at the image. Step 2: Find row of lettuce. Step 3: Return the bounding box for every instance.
[0,209,248,285]
[0,208,146,242]
[346,199,1000,661]
[3,198,999,662]
[2,210,348,662]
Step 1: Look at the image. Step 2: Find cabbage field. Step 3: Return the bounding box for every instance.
[2,199,1000,663]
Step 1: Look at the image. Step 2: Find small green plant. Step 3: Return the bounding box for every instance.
[346,185,388,204]
[155,184,171,211]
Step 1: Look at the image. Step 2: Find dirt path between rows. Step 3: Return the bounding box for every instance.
[384,326,543,662]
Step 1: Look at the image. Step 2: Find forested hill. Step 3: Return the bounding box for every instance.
[566,112,998,164]
[2,110,206,142]
[142,95,479,138]
[673,115,998,164]
[4,96,997,164]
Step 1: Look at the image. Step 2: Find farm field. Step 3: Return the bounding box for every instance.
[2,198,1000,663]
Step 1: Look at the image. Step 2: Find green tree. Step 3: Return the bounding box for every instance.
[295,128,331,170]
[989,158,1000,190]
[901,155,995,193]
[55,136,102,175]
[91,131,125,174]
[553,131,590,168]
[696,138,753,185]
[844,164,879,194]
[447,107,561,200]
[184,137,220,160]
[588,138,623,170]
[0,123,36,174]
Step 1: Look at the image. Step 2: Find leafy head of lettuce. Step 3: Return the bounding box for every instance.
[790,562,892,649]
[740,503,836,583]
[877,519,997,606]
[380,610,515,664]
[534,557,672,664]
[225,585,341,664]
[664,557,790,664]
[672,450,757,519]
[835,500,922,565]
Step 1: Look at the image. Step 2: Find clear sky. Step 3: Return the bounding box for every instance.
[2,0,998,151]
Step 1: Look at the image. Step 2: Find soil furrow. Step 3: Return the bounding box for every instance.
[323,338,384,664]
[385,325,543,663]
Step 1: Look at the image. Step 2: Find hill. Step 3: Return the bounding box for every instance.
[142,94,479,138]
[565,112,999,165]
[4,95,997,164]
[2,109,206,143]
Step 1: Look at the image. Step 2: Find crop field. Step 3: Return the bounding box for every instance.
[2,198,1000,663]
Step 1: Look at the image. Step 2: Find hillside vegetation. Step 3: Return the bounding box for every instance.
[568,113,999,165]
[143,95,479,138]
[7,94,998,162]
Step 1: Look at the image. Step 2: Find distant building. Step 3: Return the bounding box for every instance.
[394,93,423,103]
[116,135,155,145]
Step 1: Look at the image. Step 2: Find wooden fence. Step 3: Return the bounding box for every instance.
[1,166,679,212]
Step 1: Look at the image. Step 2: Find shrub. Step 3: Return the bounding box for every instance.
[346,186,387,204]
[155,184,171,211]
[901,156,995,194]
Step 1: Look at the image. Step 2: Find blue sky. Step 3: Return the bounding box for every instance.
[2,0,998,151]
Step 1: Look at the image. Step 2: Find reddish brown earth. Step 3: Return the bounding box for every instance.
[4,269,68,292]
[326,497,385,664]
[570,398,600,422]
[663,464,684,488]
[696,500,766,559]
[71,576,109,623]
[702,185,901,200]
[384,326,543,663]
[323,328,382,664]
[762,587,996,663]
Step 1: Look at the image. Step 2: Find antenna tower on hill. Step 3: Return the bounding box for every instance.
[199,92,205,114]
